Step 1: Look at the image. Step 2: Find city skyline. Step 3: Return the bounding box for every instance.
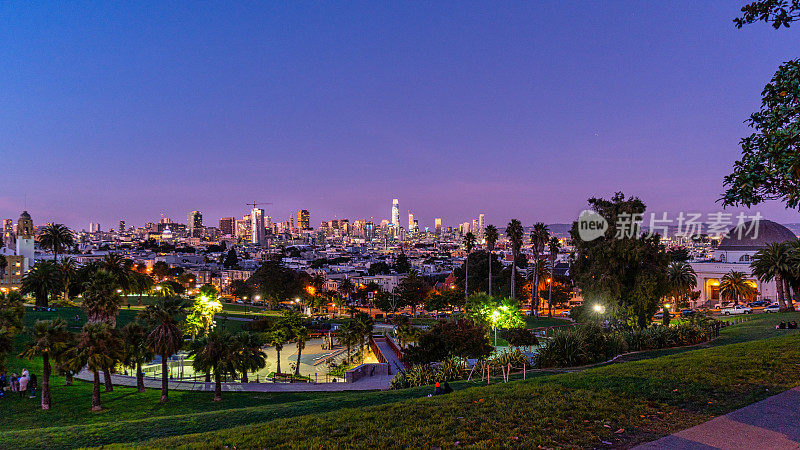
[2,2,800,228]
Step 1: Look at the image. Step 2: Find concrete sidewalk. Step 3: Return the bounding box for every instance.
[75,369,391,392]
[635,386,800,449]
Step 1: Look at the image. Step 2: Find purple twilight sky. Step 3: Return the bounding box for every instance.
[1,1,799,230]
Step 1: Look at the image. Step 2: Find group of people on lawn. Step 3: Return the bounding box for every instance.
[0,369,37,399]
[777,321,798,329]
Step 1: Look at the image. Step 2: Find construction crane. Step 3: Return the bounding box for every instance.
[246,201,273,210]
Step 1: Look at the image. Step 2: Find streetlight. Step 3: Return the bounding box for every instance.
[491,310,500,347]
[593,304,605,314]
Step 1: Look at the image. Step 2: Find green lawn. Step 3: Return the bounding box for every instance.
[121,323,800,449]
[3,309,799,449]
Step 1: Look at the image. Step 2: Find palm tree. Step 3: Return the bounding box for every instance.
[55,336,82,387]
[83,267,122,394]
[75,322,121,411]
[20,319,72,410]
[484,225,499,296]
[338,278,354,316]
[267,327,290,375]
[547,237,560,317]
[132,273,155,306]
[57,257,78,304]
[336,321,360,361]
[39,224,74,263]
[82,270,123,326]
[293,326,310,377]
[139,296,188,402]
[783,239,800,310]
[353,311,374,363]
[506,219,524,302]
[235,331,267,383]
[189,329,238,401]
[120,322,154,392]
[21,261,61,307]
[463,232,477,300]
[103,254,132,294]
[719,271,757,305]
[529,223,550,317]
[667,261,698,308]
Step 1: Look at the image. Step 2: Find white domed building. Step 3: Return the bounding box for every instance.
[689,220,797,307]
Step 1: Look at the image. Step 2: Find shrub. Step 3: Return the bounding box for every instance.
[406,364,435,387]
[490,349,530,368]
[536,323,628,368]
[434,357,467,383]
[389,373,411,390]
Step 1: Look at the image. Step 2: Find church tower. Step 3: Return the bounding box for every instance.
[15,211,34,272]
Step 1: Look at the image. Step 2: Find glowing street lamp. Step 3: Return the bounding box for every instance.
[491,309,500,347]
[593,304,605,314]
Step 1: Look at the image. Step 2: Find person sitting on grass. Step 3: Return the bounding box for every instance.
[778,321,787,329]
[790,321,798,330]
[443,381,453,394]
[431,382,444,396]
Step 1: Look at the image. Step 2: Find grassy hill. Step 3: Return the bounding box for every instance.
[2,309,798,448]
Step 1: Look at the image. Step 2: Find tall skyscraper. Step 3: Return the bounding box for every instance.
[187,211,203,238]
[16,211,34,271]
[89,222,101,233]
[219,217,235,236]
[478,213,485,240]
[434,218,442,235]
[408,212,414,234]
[391,199,400,228]
[250,208,265,245]
[118,220,126,234]
[298,210,310,230]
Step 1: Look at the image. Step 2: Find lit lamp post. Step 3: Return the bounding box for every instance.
[593,303,605,316]
[491,310,500,347]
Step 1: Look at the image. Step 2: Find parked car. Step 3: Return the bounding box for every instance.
[747,300,770,308]
[654,312,673,320]
[721,305,753,315]
[680,309,696,317]
[763,304,781,313]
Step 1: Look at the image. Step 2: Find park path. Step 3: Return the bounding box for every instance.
[75,368,391,392]
[373,337,406,375]
[634,386,800,449]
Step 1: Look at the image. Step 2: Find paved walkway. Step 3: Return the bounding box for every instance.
[373,337,406,375]
[75,369,391,392]
[635,386,800,449]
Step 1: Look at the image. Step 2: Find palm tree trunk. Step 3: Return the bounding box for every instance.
[92,370,102,411]
[295,344,303,376]
[488,251,492,296]
[785,279,794,310]
[548,261,554,318]
[532,259,539,318]
[160,357,169,402]
[776,273,786,310]
[465,252,469,300]
[241,371,248,383]
[213,371,222,402]
[66,371,73,386]
[103,367,113,392]
[136,362,145,392]
[41,353,52,410]
[510,258,517,304]
[276,347,282,374]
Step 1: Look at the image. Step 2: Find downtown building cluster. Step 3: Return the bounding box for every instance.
[0,200,502,299]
